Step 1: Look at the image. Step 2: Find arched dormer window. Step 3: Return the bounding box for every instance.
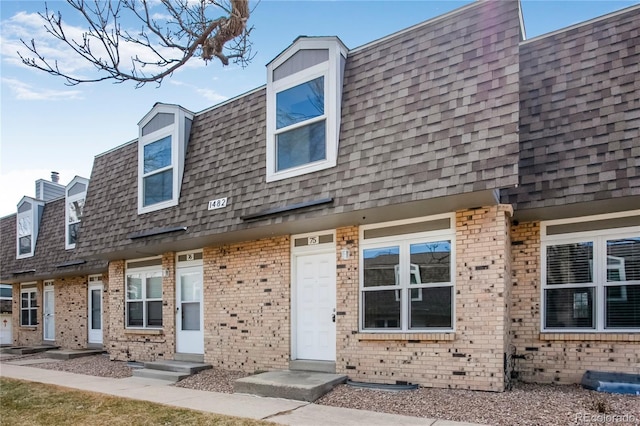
[65,176,89,249]
[16,197,44,259]
[266,37,347,182]
[137,103,194,214]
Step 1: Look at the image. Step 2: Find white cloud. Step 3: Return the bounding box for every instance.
[1,12,96,76]
[169,79,228,103]
[1,9,191,82]
[2,77,83,101]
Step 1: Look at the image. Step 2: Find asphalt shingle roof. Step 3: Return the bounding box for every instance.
[76,0,521,258]
[0,198,107,282]
[504,5,640,213]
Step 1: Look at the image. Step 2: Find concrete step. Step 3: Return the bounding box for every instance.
[234,370,348,402]
[0,345,59,355]
[290,359,336,373]
[132,368,190,382]
[174,353,204,363]
[142,360,212,375]
[46,349,104,360]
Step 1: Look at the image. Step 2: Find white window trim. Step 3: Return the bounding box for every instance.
[359,214,456,333]
[137,104,193,215]
[16,210,33,259]
[138,126,177,214]
[65,177,89,250]
[125,259,163,329]
[290,230,336,360]
[266,38,346,182]
[20,283,37,327]
[176,250,204,268]
[540,213,640,333]
[16,197,43,259]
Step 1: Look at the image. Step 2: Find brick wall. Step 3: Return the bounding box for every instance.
[12,274,109,349]
[12,281,42,346]
[336,206,513,392]
[510,222,640,384]
[101,272,110,350]
[107,257,176,362]
[54,276,89,349]
[203,236,290,371]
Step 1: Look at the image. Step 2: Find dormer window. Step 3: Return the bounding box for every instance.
[16,197,44,259]
[143,136,172,206]
[266,37,347,182]
[65,176,89,249]
[18,212,32,255]
[137,104,193,214]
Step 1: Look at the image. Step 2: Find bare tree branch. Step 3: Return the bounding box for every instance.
[18,0,255,87]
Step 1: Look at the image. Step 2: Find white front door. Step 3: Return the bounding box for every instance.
[0,284,12,345]
[43,286,55,341]
[88,282,103,344]
[295,252,336,361]
[176,266,204,354]
[0,315,12,345]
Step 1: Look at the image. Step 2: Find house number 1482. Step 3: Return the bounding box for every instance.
[208,197,228,210]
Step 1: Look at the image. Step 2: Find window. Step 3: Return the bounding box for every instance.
[18,215,32,255]
[65,177,88,249]
[20,285,37,327]
[275,77,326,171]
[142,135,173,206]
[0,284,12,314]
[266,37,347,182]
[126,262,163,328]
[542,218,640,332]
[137,104,193,214]
[360,216,454,332]
[16,197,44,259]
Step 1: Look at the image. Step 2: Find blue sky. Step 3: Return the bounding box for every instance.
[1,0,638,217]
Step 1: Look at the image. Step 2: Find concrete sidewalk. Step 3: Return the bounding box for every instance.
[0,363,485,426]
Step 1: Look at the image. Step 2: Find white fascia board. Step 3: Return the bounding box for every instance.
[267,36,348,69]
[137,102,194,127]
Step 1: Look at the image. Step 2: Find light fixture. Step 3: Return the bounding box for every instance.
[341,249,350,260]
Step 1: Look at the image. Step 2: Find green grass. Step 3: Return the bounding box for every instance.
[0,378,275,426]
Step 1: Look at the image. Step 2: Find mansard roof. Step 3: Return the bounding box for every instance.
[76,0,522,259]
[0,198,107,282]
[505,4,640,220]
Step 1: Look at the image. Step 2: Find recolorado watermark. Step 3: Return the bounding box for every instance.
[575,412,638,424]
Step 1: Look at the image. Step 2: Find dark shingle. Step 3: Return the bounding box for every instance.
[0,199,107,282]
[76,0,521,258]
[506,6,640,211]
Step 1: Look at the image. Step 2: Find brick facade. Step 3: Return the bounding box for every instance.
[203,237,290,371]
[107,258,175,362]
[510,222,640,384]
[99,273,110,350]
[12,281,42,346]
[336,206,513,392]
[103,208,637,390]
[53,276,90,349]
[107,237,292,368]
[11,274,108,349]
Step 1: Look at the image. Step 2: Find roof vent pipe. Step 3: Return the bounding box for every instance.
[51,171,60,183]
